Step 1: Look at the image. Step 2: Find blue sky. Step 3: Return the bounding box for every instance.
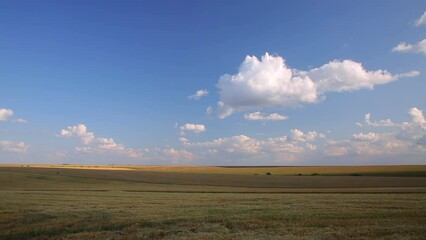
[1,0,425,165]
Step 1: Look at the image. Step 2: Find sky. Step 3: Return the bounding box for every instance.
[1,0,426,165]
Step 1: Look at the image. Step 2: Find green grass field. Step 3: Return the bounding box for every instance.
[1,165,426,239]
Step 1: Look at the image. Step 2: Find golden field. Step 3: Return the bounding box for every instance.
[0,165,425,239]
[4,164,426,176]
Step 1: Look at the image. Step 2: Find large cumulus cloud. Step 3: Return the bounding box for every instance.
[216,53,418,118]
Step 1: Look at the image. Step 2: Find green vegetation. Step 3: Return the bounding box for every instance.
[0,165,426,239]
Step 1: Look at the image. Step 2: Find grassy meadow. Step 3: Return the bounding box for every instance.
[6,164,426,176]
[1,165,426,239]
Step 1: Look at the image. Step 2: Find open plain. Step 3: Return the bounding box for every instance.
[1,165,426,239]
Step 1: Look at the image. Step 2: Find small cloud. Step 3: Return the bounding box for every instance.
[244,112,288,121]
[0,108,28,123]
[12,118,28,124]
[185,135,263,155]
[59,124,94,145]
[408,107,426,129]
[396,71,420,78]
[364,113,395,127]
[0,140,29,153]
[206,106,213,115]
[305,143,317,150]
[392,39,426,55]
[352,132,380,142]
[0,109,13,121]
[58,124,142,158]
[162,148,194,162]
[290,129,319,142]
[415,11,426,26]
[188,89,209,100]
[325,145,349,157]
[180,123,206,135]
[56,150,67,159]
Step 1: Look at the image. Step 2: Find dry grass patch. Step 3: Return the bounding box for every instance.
[1,191,426,239]
[1,166,426,239]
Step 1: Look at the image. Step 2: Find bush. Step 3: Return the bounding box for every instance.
[266,172,272,175]
[311,173,319,176]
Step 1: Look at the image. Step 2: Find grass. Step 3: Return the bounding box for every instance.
[1,191,425,239]
[2,166,426,191]
[4,164,426,176]
[0,165,426,239]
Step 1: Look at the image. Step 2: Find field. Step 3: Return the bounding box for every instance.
[1,165,426,239]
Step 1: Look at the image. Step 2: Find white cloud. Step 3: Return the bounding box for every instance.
[0,140,29,153]
[95,138,140,157]
[304,59,397,92]
[188,89,209,100]
[326,133,408,156]
[180,123,206,135]
[59,124,141,158]
[217,53,316,118]
[0,109,27,123]
[305,143,317,150]
[162,148,194,162]
[12,118,28,123]
[216,101,234,119]
[143,107,426,164]
[216,53,415,118]
[416,11,426,26]
[363,113,395,127]
[206,106,213,115]
[244,112,288,121]
[325,143,349,157]
[183,128,320,163]
[396,70,420,78]
[408,107,426,129]
[352,132,380,142]
[141,147,195,164]
[59,124,95,145]
[263,136,306,154]
[186,135,262,155]
[290,129,319,142]
[326,107,426,157]
[0,109,13,121]
[392,39,426,55]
